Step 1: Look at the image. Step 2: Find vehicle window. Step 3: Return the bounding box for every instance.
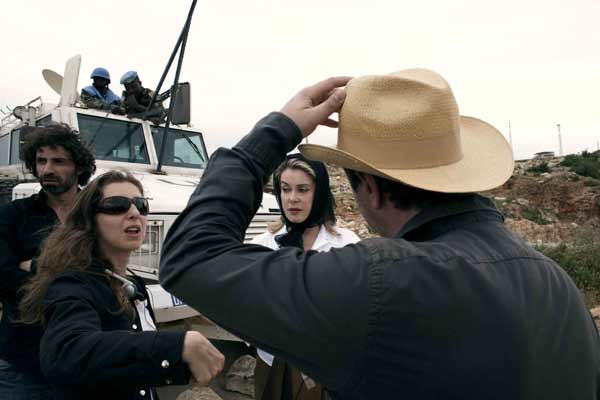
[0,133,9,166]
[9,128,22,164]
[35,115,52,126]
[77,114,149,164]
[151,126,207,168]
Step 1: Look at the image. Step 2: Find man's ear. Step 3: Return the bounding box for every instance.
[361,173,383,210]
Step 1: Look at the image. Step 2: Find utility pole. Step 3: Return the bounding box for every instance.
[508,120,513,153]
[557,124,563,156]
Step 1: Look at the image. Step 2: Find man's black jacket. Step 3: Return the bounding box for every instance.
[160,112,600,399]
[0,191,57,381]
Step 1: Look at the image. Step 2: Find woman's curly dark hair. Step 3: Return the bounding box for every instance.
[21,123,96,185]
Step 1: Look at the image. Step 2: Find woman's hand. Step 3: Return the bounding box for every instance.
[181,331,225,385]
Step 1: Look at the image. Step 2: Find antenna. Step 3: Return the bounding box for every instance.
[153,0,198,173]
[557,124,563,156]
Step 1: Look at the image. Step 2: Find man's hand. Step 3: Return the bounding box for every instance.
[181,331,225,385]
[111,105,126,115]
[280,76,352,138]
[124,95,139,107]
[19,260,32,272]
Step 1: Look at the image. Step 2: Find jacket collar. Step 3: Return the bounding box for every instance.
[311,225,338,250]
[394,194,504,241]
[32,187,81,216]
[275,224,338,250]
[31,190,52,214]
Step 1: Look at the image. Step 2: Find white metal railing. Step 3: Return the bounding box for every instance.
[0,97,44,136]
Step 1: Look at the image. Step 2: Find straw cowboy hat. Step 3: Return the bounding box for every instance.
[299,69,514,193]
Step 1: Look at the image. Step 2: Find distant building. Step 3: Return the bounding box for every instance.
[534,151,555,159]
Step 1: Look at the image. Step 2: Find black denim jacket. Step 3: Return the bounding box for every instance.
[0,191,57,381]
[160,112,600,399]
[41,269,189,400]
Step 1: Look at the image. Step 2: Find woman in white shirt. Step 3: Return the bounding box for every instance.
[252,154,359,400]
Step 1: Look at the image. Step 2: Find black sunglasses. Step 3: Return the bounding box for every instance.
[96,196,149,216]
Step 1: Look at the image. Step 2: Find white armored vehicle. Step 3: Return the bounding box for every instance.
[0,55,280,339]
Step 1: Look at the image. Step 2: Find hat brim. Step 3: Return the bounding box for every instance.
[299,116,514,193]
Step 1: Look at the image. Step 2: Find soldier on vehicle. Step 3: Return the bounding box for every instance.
[80,67,124,114]
[120,70,165,123]
[0,124,96,398]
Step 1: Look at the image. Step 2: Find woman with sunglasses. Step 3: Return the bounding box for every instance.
[20,170,224,400]
[252,154,360,400]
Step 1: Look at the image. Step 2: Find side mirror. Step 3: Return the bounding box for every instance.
[171,82,191,125]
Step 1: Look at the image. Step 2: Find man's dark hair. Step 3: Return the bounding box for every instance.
[344,169,464,211]
[21,123,96,186]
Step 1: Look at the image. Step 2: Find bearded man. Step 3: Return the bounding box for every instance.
[0,123,95,398]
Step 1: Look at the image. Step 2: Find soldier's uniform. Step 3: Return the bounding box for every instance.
[80,88,121,111]
[80,67,122,113]
[120,70,165,122]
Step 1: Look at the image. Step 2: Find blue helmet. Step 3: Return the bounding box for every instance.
[120,70,139,85]
[90,67,111,82]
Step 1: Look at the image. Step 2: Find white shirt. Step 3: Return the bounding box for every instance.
[251,224,360,253]
[135,299,157,332]
[251,224,360,366]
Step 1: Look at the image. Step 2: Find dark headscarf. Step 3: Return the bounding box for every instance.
[273,153,336,249]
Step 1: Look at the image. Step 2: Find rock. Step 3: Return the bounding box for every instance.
[494,197,507,202]
[177,386,223,400]
[225,355,255,397]
[516,198,530,206]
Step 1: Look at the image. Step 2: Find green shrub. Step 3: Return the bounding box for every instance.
[561,151,600,179]
[527,162,551,174]
[584,178,600,187]
[537,227,600,307]
[521,207,549,225]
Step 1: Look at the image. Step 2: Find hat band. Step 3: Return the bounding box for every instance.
[338,131,463,169]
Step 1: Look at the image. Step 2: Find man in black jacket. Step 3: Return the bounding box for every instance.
[159,70,600,399]
[0,124,95,398]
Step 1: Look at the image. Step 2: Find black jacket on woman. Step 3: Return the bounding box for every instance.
[40,268,190,400]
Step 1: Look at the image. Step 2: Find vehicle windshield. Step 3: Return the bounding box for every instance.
[2,115,52,166]
[151,126,207,169]
[77,114,150,164]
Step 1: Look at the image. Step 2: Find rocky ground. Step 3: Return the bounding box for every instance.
[330,156,600,245]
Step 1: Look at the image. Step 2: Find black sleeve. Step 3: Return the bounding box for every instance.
[159,112,370,391]
[0,202,31,301]
[40,274,190,387]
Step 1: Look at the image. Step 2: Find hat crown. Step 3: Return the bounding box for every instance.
[338,69,463,169]
[299,68,514,193]
[90,67,110,81]
[120,70,139,85]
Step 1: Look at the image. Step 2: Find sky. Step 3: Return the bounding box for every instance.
[1,0,599,160]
